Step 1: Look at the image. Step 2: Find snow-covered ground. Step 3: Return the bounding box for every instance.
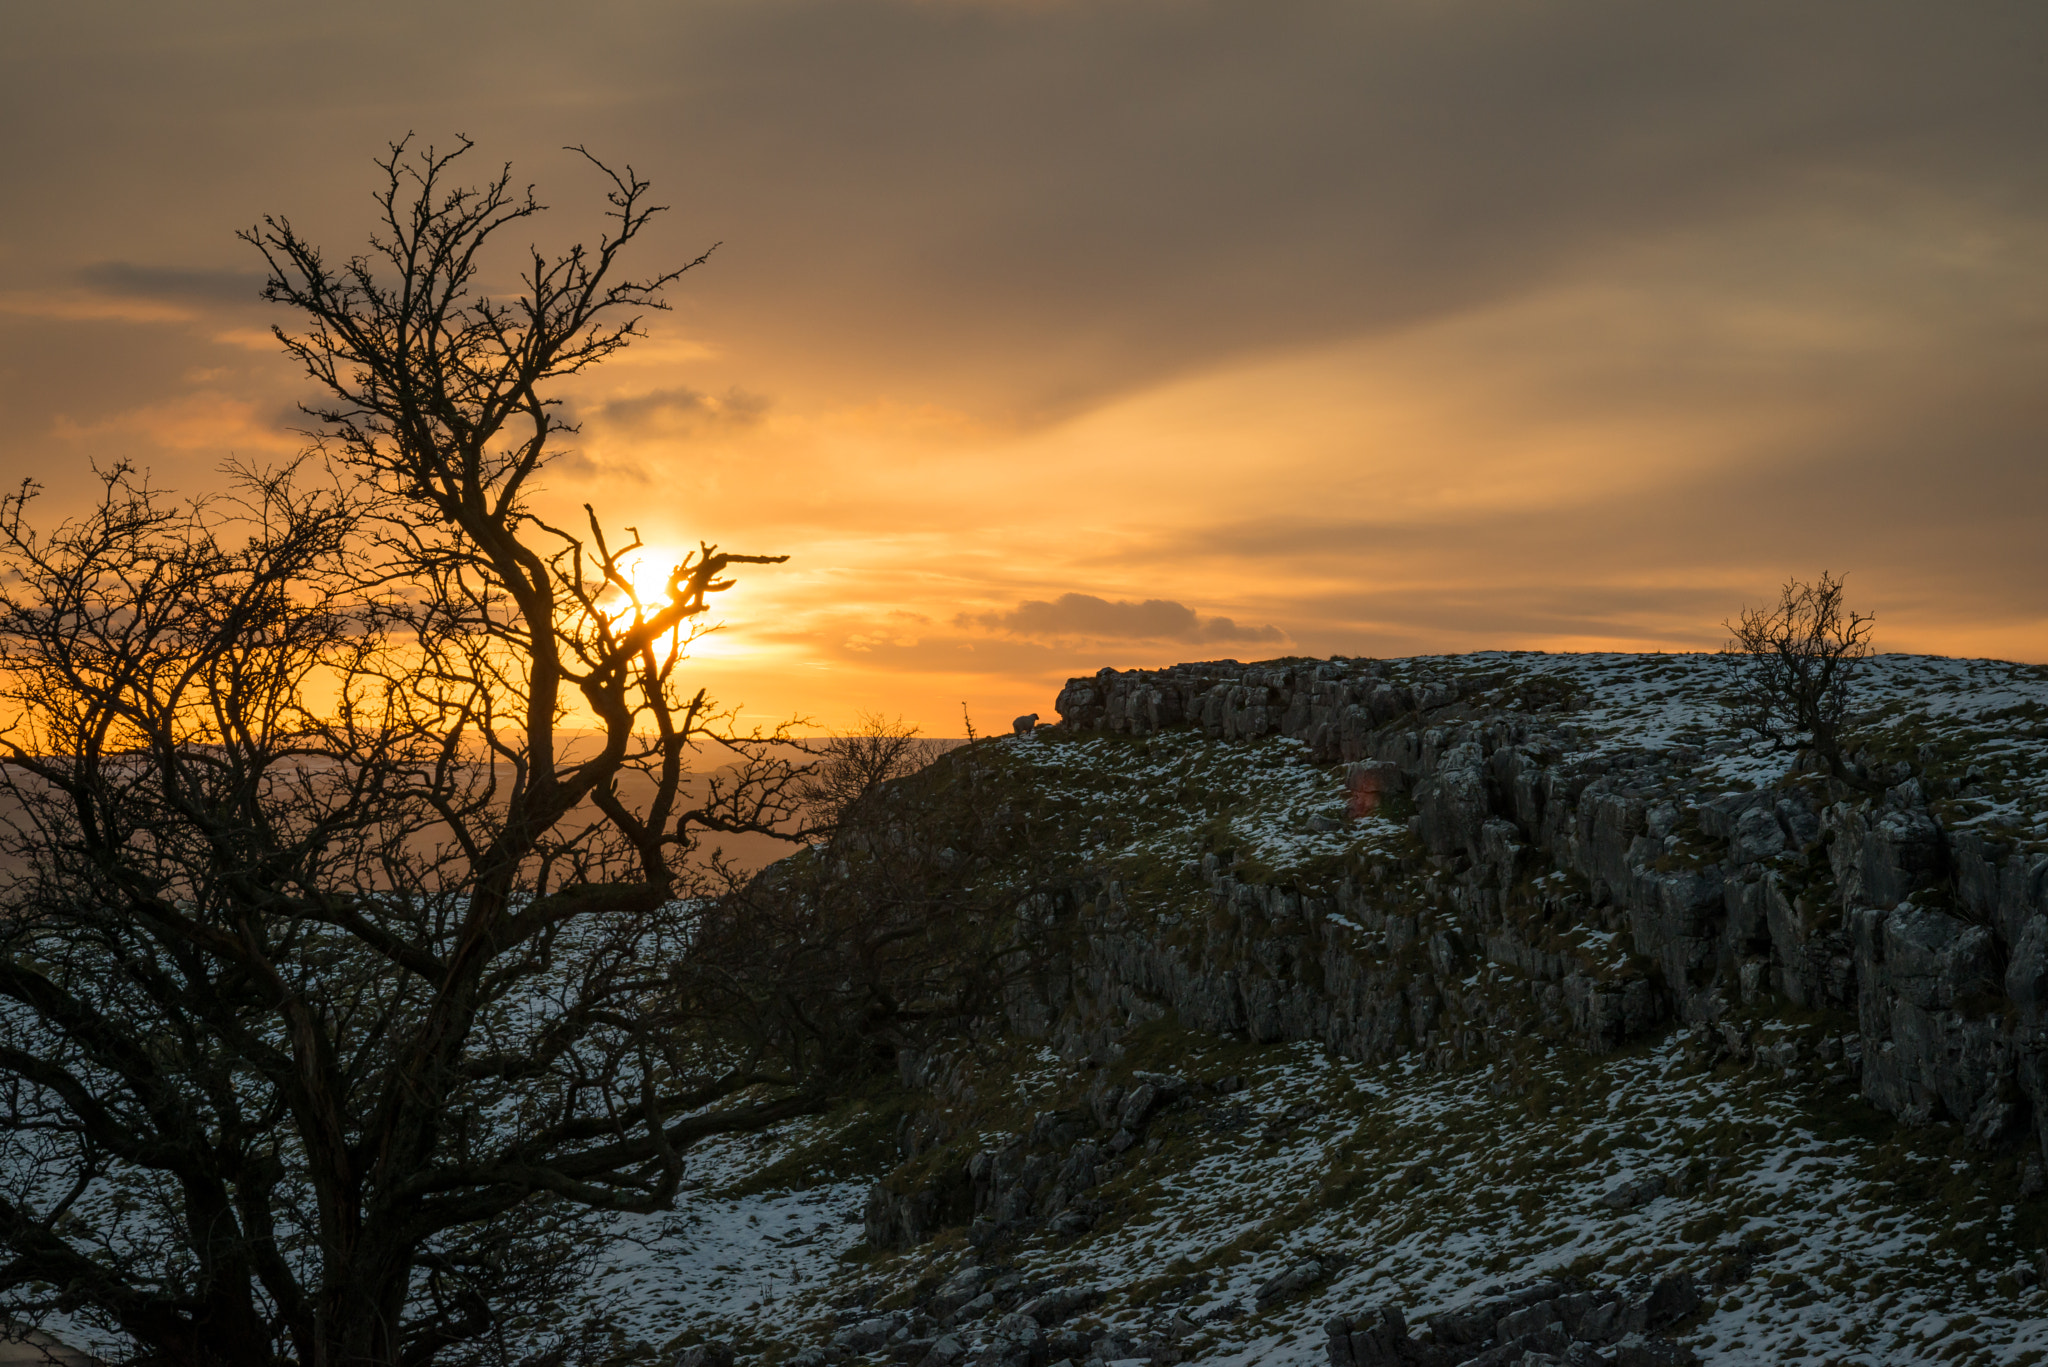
[577,1021,2047,1366]
[1000,724,1405,882]
[1404,649,2048,831]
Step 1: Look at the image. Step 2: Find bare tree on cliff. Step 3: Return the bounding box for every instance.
[1724,571,1877,790]
[796,714,948,830]
[694,715,1088,1097]
[0,139,826,1365]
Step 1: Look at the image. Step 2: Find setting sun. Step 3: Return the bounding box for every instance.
[615,543,685,606]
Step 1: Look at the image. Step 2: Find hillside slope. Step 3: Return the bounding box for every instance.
[559,650,2048,1367]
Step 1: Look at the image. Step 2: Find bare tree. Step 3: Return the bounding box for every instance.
[1723,571,1877,789]
[694,715,1090,1097]
[0,139,829,1366]
[796,714,948,832]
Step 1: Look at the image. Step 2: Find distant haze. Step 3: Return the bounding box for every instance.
[4,1,2045,732]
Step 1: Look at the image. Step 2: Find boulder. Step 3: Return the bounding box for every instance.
[933,1266,989,1316]
[1323,1307,1413,1367]
[1598,1174,1666,1212]
[1253,1257,1324,1307]
[834,1313,909,1354]
[1017,1286,1100,1325]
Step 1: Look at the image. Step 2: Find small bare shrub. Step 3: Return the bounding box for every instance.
[1723,571,1877,789]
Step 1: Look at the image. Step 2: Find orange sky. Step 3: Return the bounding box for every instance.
[4,1,2047,735]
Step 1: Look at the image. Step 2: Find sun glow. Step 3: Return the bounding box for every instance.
[614,544,686,606]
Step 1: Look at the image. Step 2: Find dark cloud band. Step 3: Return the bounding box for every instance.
[967,593,1283,645]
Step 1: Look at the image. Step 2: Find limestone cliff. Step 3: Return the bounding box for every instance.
[1035,652,2048,1163]
[576,652,2048,1367]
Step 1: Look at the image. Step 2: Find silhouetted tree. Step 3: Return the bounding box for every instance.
[796,714,948,831]
[0,139,820,1366]
[705,719,1074,1089]
[1724,571,1877,790]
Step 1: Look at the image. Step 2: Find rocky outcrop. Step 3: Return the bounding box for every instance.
[858,656,2047,1270]
[1326,1273,1701,1366]
[1050,658,2048,1167]
[866,1071,1198,1250]
[1034,854,1663,1077]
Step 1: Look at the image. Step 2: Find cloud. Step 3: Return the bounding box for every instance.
[9,2,2048,426]
[596,386,771,433]
[967,593,1284,645]
[75,262,267,309]
[0,291,196,325]
[51,392,297,455]
[627,0,2048,418]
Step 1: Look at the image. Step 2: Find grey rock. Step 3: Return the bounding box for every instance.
[1642,1273,1699,1329]
[1089,1084,1125,1131]
[1047,1329,1092,1360]
[1610,1333,1698,1366]
[1860,807,1945,909]
[2007,916,2048,1016]
[1325,1306,1412,1367]
[992,1311,1044,1347]
[1729,802,1788,863]
[1561,1297,1621,1343]
[1459,1344,1533,1367]
[1088,1331,1137,1362]
[1335,1278,1702,1367]
[1255,1257,1324,1306]
[1496,1300,1560,1340]
[835,1314,910,1353]
[1117,1083,1161,1130]
[1430,1301,1503,1346]
[1884,906,1999,1011]
[933,1267,990,1315]
[1598,1174,1666,1212]
[1017,1286,1100,1325]
[953,1292,997,1322]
